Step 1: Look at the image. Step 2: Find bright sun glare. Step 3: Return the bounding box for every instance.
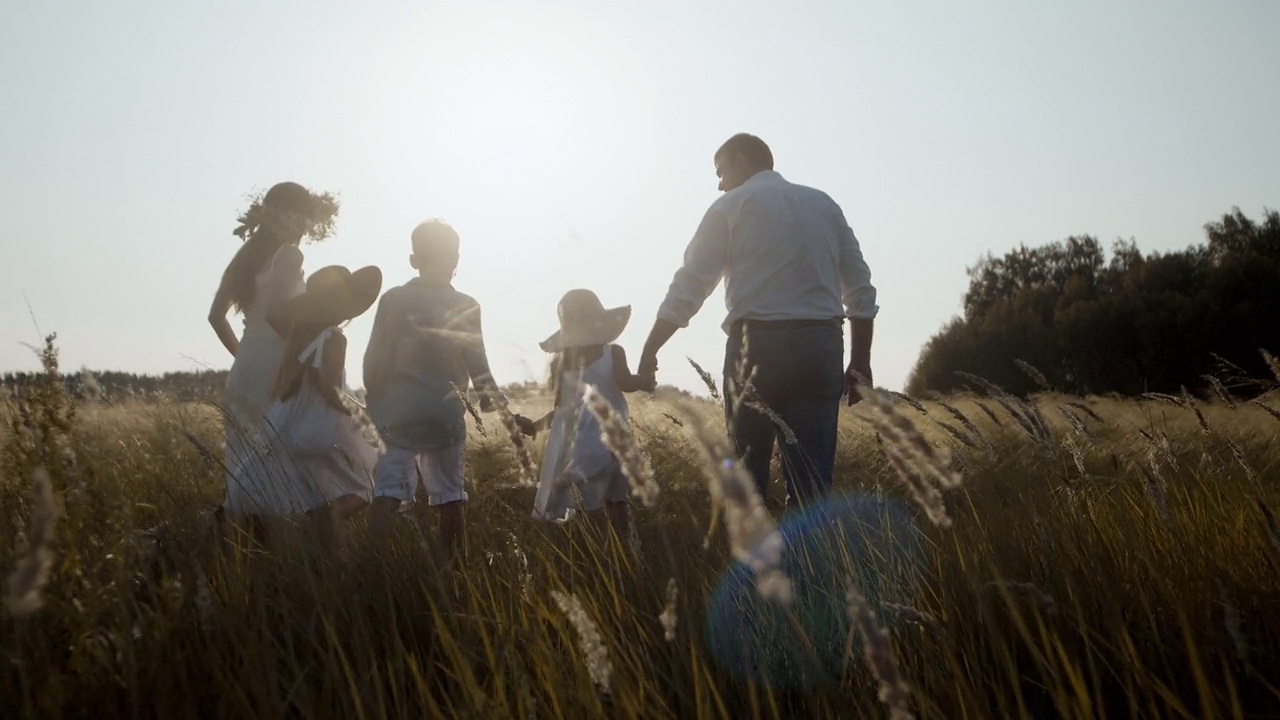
[360,12,618,215]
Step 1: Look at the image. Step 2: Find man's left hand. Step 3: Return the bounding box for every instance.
[844,362,873,406]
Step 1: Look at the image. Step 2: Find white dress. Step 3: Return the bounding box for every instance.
[532,346,631,521]
[224,328,377,517]
[224,246,305,478]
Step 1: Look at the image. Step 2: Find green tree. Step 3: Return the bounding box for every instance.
[906,207,1280,397]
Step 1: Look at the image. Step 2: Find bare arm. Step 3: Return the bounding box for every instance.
[207,283,239,358]
[612,344,655,393]
[320,331,349,414]
[361,293,395,403]
[459,302,503,411]
[639,319,679,376]
[518,354,563,437]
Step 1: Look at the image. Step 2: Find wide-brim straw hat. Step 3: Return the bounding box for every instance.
[281,265,382,327]
[539,289,631,353]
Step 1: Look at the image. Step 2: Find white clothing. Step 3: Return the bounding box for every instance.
[224,327,376,517]
[373,442,468,506]
[656,170,878,333]
[532,345,632,522]
[223,246,305,475]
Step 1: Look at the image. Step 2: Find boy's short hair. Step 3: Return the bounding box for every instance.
[411,220,460,269]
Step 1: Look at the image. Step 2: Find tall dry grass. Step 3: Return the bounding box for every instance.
[1,338,1279,719]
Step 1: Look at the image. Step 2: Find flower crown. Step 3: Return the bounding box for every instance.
[232,187,341,244]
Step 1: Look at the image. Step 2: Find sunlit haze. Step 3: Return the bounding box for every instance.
[2,2,1278,394]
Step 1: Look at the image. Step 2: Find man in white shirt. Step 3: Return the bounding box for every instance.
[638,133,877,508]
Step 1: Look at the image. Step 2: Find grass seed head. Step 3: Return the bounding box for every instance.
[583,386,660,506]
[6,467,59,618]
[550,590,613,694]
[660,577,679,642]
[846,581,914,720]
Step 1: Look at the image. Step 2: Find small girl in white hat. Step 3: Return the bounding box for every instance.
[224,264,383,526]
[517,289,655,536]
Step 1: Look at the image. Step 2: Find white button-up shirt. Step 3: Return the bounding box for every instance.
[657,170,878,334]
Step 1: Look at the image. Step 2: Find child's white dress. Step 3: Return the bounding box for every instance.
[532,345,631,522]
[225,327,377,517]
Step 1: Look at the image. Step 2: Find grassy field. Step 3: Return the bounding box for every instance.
[2,342,1280,719]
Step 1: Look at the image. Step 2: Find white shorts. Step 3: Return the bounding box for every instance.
[373,443,467,506]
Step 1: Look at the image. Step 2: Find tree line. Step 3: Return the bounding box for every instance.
[906,206,1280,398]
[1,368,693,406]
[2,368,230,404]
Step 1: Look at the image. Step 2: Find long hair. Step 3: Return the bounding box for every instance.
[220,181,324,313]
[271,322,349,415]
[221,228,288,313]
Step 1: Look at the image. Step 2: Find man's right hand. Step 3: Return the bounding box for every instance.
[637,350,659,381]
[635,373,658,393]
[638,319,678,386]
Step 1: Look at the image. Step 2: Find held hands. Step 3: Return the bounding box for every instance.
[635,373,657,393]
[637,350,659,391]
[477,386,506,414]
[512,414,539,438]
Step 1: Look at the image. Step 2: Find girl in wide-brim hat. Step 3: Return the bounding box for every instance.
[223,265,384,525]
[515,288,656,540]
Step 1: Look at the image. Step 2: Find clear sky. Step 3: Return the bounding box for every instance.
[2,1,1278,395]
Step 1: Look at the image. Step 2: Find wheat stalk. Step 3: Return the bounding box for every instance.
[659,577,679,642]
[1064,401,1105,423]
[846,581,914,720]
[1261,349,1280,384]
[983,580,1059,617]
[1251,400,1280,425]
[686,357,721,401]
[676,403,793,604]
[882,603,944,636]
[742,394,797,445]
[550,590,613,694]
[1257,498,1280,558]
[450,382,486,437]
[6,467,59,618]
[1014,359,1051,391]
[888,391,928,415]
[860,385,962,527]
[583,386,660,506]
[1225,438,1256,482]
[973,400,1005,427]
[1203,374,1236,408]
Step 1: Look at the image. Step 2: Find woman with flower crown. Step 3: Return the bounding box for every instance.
[207,181,338,494]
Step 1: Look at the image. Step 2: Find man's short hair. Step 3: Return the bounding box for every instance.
[715,133,774,170]
[411,219,460,268]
